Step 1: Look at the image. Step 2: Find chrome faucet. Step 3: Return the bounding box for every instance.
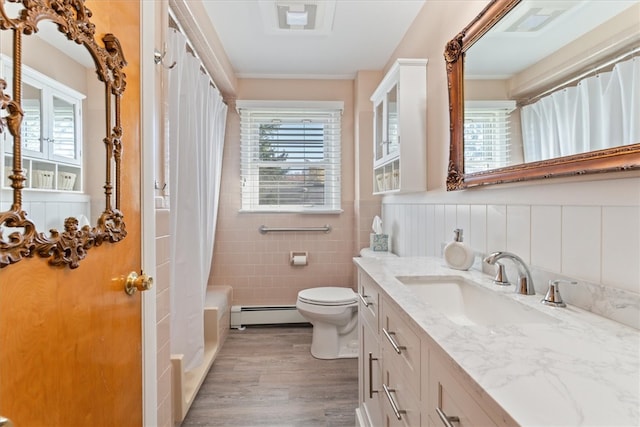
[483,251,535,295]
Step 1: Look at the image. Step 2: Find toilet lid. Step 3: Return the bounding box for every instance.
[298,287,357,306]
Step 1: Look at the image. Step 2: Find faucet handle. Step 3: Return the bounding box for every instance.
[541,279,577,307]
[492,262,510,286]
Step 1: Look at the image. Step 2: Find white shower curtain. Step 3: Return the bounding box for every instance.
[521,57,639,162]
[167,28,228,371]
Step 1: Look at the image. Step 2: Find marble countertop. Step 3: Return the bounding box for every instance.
[353,255,640,427]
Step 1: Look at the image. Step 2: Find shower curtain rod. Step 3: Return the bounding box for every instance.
[518,45,640,107]
[167,10,218,90]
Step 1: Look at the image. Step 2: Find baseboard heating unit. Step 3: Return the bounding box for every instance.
[230,305,308,329]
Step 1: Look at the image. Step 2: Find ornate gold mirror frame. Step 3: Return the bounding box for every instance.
[0,0,126,268]
[445,0,640,190]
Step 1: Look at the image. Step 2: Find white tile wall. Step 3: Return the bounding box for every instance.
[531,206,562,272]
[383,200,640,328]
[562,206,601,283]
[506,205,531,262]
[469,205,487,254]
[487,205,507,252]
[602,206,640,292]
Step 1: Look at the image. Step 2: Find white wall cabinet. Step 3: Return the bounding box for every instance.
[371,58,427,194]
[356,267,509,427]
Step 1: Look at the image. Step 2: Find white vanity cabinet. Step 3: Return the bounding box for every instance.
[371,58,427,194]
[357,265,514,427]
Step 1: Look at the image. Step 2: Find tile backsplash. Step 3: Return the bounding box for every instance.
[383,202,640,330]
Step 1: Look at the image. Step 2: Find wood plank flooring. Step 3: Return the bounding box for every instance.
[181,325,358,427]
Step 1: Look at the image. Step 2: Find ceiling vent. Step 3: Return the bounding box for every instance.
[495,0,577,33]
[259,0,336,35]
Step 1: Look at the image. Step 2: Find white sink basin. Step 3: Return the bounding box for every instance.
[396,275,556,327]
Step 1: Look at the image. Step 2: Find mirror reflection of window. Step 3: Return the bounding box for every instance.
[52,96,77,160]
[464,101,516,173]
[22,82,42,154]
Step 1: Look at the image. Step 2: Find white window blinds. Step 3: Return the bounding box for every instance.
[464,101,516,173]
[238,101,342,212]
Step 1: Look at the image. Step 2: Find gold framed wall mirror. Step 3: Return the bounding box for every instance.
[0,0,127,269]
[445,0,640,190]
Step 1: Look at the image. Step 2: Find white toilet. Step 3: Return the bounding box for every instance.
[296,287,359,359]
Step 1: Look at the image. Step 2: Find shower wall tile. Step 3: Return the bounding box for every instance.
[562,206,601,283]
[155,208,172,427]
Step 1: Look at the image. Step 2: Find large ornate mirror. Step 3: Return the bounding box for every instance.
[0,0,126,268]
[446,0,640,190]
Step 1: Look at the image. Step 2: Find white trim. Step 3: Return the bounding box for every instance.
[465,100,517,112]
[141,2,158,426]
[236,99,344,113]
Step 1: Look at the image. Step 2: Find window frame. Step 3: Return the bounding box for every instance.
[237,100,343,214]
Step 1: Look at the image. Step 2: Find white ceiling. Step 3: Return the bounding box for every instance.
[201,0,426,79]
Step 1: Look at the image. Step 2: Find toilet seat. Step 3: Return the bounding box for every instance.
[298,287,357,306]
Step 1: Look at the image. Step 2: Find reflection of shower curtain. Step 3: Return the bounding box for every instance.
[167,28,228,371]
[522,57,639,162]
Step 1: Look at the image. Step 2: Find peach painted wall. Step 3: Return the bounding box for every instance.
[210,79,360,306]
[354,71,384,253]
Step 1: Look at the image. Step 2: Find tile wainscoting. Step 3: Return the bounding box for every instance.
[382,202,640,330]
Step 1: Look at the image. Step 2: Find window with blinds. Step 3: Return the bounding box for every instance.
[238,101,342,212]
[464,101,516,173]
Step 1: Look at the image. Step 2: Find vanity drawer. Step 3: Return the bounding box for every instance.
[358,271,380,332]
[381,299,420,396]
[382,358,421,427]
[428,353,498,427]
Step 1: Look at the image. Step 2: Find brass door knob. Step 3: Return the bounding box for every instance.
[125,271,154,295]
[0,416,14,427]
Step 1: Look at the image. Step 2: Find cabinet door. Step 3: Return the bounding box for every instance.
[361,321,382,427]
[374,99,385,162]
[381,357,421,427]
[385,83,399,156]
[428,353,498,427]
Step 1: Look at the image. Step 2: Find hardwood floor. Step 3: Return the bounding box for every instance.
[181,325,359,427]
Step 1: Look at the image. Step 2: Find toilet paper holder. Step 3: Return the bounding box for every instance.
[290,251,308,266]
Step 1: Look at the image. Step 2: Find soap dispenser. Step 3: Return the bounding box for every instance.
[443,228,475,271]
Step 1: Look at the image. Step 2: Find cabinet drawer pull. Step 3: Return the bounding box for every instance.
[358,292,371,307]
[382,383,406,420]
[382,328,406,354]
[436,407,460,427]
[368,352,378,399]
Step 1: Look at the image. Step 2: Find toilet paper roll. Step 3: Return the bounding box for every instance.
[291,255,307,266]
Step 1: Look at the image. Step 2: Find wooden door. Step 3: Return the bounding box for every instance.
[0,1,143,426]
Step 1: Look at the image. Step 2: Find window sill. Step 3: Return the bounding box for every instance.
[239,208,344,215]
